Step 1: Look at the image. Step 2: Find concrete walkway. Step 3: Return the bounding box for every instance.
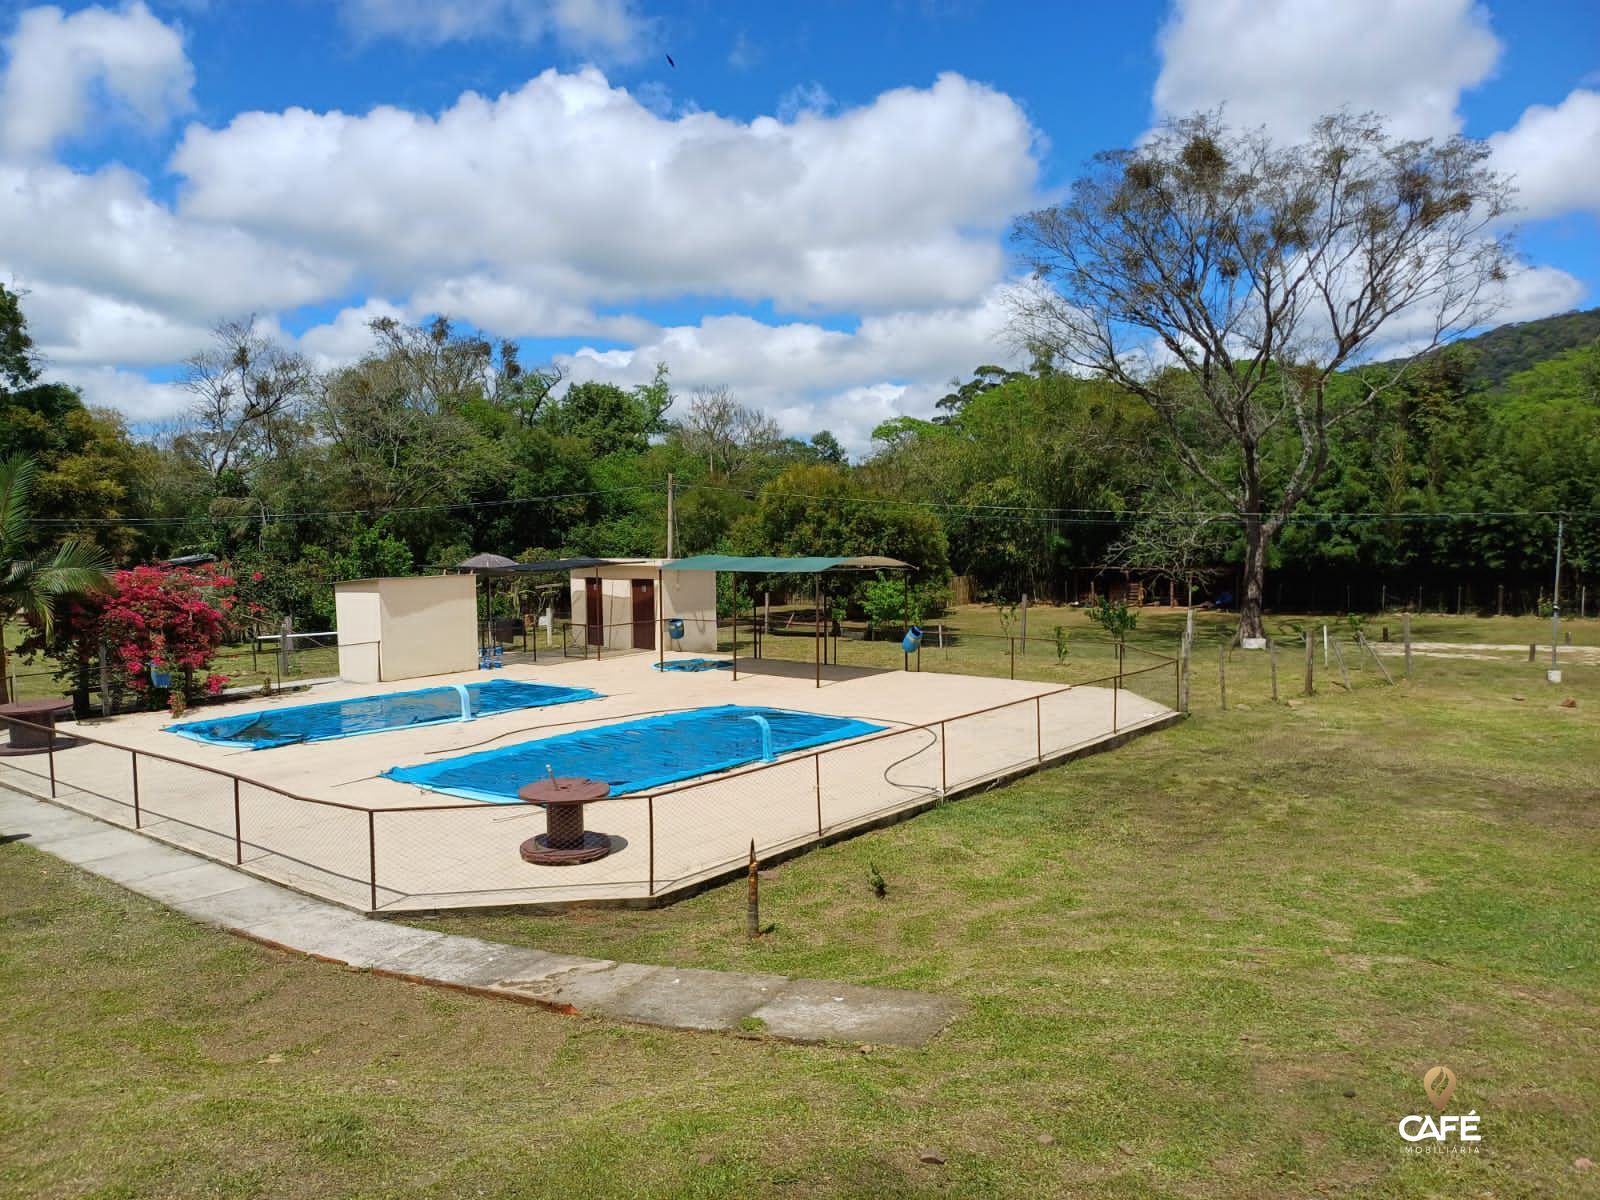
[0,786,961,1047]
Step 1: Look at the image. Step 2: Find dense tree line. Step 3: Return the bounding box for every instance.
[3,281,1596,626]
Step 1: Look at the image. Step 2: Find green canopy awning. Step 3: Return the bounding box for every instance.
[662,554,912,573]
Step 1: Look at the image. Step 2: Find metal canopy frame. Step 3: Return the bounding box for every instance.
[659,555,915,687]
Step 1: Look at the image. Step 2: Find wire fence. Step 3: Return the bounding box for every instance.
[0,644,1180,913]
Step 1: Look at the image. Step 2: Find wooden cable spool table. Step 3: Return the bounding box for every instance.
[517,776,614,865]
[0,698,73,755]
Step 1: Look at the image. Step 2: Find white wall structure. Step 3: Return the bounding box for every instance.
[568,561,717,653]
[334,575,478,682]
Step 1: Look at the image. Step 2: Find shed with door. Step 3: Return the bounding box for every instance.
[567,560,716,653]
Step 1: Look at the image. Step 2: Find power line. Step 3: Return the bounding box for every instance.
[29,483,668,529]
[25,473,1597,533]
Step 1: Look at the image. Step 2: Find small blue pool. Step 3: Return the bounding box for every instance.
[167,678,601,749]
[383,704,885,802]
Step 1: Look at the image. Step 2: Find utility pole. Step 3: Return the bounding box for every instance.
[665,472,675,559]
[1550,515,1564,681]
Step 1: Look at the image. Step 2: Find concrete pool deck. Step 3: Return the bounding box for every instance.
[0,651,1179,911]
[0,788,963,1046]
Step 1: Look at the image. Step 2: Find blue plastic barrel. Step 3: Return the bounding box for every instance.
[901,625,924,654]
[149,661,172,688]
[667,618,685,640]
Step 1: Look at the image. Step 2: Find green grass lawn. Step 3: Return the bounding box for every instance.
[4,612,1599,1198]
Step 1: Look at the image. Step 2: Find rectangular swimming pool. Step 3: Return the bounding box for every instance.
[383,704,885,802]
[167,678,601,749]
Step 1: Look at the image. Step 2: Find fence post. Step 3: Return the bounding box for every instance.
[1009,637,1016,680]
[1303,632,1315,697]
[1332,638,1353,690]
[1358,632,1395,685]
[1268,638,1279,702]
[233,778,242,864]
[1218,643,1228,711]
[1180,631,1192,713]
[1403,612,1413,680]
[367,809,378,912]
[131,751,141,828]
[98,638,113,717]
[47,723,56,797]
[815,754,823,837]
[939,721,947,794]
[647,796,655,896]
[1035,695,1042,763]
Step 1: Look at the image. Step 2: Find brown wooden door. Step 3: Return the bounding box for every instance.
[631,579,655,650]
[585,578,604,647]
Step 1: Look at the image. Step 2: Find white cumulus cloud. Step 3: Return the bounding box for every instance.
[1490,89,1600,221]
[339,0,649,57]
[169,67,1040,315]
[0,1,193,159]
[1153,0,1500,140]
[555,285,1026,453]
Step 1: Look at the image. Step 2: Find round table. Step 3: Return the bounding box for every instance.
[517,777,614,865]
[0,699,73,755]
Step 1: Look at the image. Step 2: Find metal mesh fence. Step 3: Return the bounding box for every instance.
[238,783,372,909]
[130,752,237,863]
[372,796,653,909]
[818,723,942,829]
[2,637,1179,912]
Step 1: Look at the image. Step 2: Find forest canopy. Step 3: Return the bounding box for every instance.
[4,280,1596,628]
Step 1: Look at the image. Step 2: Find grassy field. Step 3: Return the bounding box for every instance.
[3,608,1599,1198]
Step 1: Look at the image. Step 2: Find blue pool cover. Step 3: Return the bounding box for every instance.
[167,678,600,749]
[383,704,885,802]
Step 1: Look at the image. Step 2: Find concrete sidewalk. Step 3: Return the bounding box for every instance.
[0,786,962,1047]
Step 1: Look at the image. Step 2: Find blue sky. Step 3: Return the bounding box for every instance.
[2,0,1597,450]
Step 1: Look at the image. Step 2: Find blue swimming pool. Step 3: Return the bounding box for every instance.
[167,678,601,749]
[383,704,885,802]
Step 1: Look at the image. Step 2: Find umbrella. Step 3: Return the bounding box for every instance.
[456,554,519,651]
[456,553,518,571]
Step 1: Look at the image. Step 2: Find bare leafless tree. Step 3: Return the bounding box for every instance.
[1011,111,1514,638]
[678,385,781,477]
[179,316,312,480]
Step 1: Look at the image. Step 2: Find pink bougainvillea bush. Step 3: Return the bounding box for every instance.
[22,562,240,712]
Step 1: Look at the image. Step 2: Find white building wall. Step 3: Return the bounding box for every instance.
[334,575,477,682]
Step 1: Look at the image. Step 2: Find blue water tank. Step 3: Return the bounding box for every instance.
[901,625,924,654]
[667,618,685,640]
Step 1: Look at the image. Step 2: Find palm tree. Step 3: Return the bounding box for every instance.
[1,454,113,704]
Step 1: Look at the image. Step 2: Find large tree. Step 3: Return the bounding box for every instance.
[178,316,313,482]
[1011,111,1513,638]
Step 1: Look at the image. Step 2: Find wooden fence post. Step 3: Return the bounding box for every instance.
[1358,632,1394,685]
[746,840,760,938]
[1402,613,1413,680]
[1218,643,1228,711]
[1303,632,1314,697]
[1268,637,1279,702]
